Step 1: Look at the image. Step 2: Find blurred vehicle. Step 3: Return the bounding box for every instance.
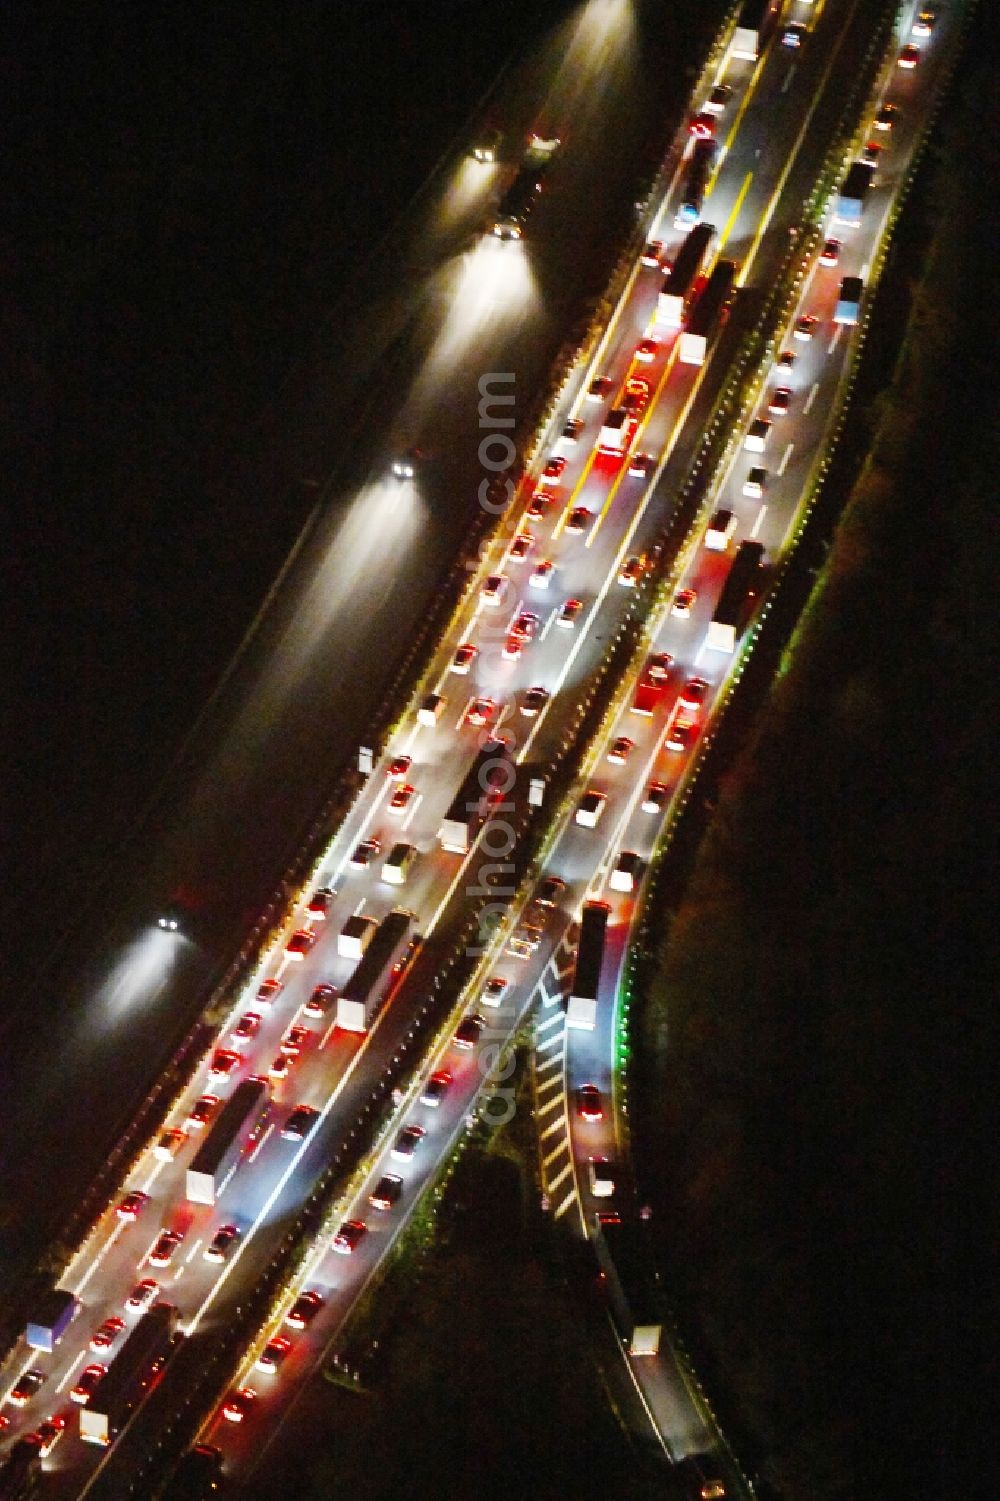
[187,1095,220,1131]
[332,1220,367,1256]
[204,1224,239,1263]
[576,1084,603,1121]
[116,1191,149,1222]
[370,1174,404,1211]
[222,1387,257,1424]
[450,644,478,675]
[284,929,315,960]
[281,1104,318,1141]
[285,1291,324,1330]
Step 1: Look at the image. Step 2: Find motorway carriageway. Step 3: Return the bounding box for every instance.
[0,0,949,1491]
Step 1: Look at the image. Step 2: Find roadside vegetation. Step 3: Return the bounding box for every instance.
[633,20,993,1500]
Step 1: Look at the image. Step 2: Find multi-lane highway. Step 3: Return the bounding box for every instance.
[0,0,960,1494]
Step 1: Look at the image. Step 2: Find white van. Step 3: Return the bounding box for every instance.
[382,842,416,885]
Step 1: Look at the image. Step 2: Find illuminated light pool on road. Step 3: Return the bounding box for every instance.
[91,928,186,1031]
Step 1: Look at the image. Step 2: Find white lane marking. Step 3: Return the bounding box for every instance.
[401,792,423,832]
[536,1012,564,1034]
[138,1158,166,1196]
[543,1143,567,1169]
[72,1220,126,1298]
[248,1123,274,1163]
[750,505,768,539]
[777,442,794,476]
[173,1265,186,1282]
[539,606,558,642]
[137,1229,161,1270]
[56,1350,87,1395]
[184,1239,204,1266]
[536,1052,562,1075]
[548,1160,573,1192]
[781,63,797,95]
[539,1117,563,1142]
[319,1014,338,1049]
[535,1073,562,1099]
[353,897,367,916]
[828,324,843,354]
[536,1093,563,1120]
[554,1190,577,1219]
[804,380,820,414]
[455,698,474,732]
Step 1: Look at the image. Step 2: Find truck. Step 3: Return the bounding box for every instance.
[438,738,512,854]
[657,221,714,326]
[338,912,377,960]
[186,1076,270,1206]
[706,539,764,653]
[80,1301,179,1447]
[592,1212,662,1356]
[25,1288,80,1352]
[630,654,671,717]
[731,0,774,61]
[674,140,716,231]
[833,274,863,325]
[0,1441,42,1500]
[566,901,610,1030]
[678,257,736,365]
[159,1445,224,1500]
[834,160,874,228]
[336,908,416,1033]
[596,405,638,457]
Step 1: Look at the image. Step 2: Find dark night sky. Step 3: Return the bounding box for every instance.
[1,0,575,992]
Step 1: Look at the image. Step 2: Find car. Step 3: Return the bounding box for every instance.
[256,1335,292,1373]
[370,1173,404,1210]
[282,1104,319,1141]
[575,790,607,828]
[666,710,696,752]
[9,1370,45,1406]
[453,1014,485,1050]
[391,447,419,481]
[508,926,543,959]
[529,559,554,590]
[480,573,509,606]
[268,1052,292,1082]
[565,506,591,533]
[618,555,645,587]
[678,677,709,712]
[897,42,920,68]
[586,374,613,401]
[280,1024,310,1057]
[116,1190,150,1222]
[671,588,697,618]
[306,886,335,919]
[222,1387,257,1424]
[126,1277,159,1311]
[642,781,670,815]
[205,1044,238,1080]
[781,21,806,47]
[646,652,673,684]
[31,1416,67,1457]
[285,929,315,960]
[534,876,566,909]
[91,1315,126,1352]
[70,1364,106,1405]
[627,451,654,478]
[688,110,716,138]
[508,531,535,562]
[635,337,658,363]
[209,1048,241,1080]
[302,983,335,1019]
[420,1069,453,1107]
[703,83,732,116]
[819,238,841,267]
[861,141,882,170]
[521,684,549,717]
[153,1127,186,1162]
[387,756,412,781]
[874,102,898,132]
[607,736,634,767]
[391,1124,427,1162]
[256,978,283,1006]
[624,376,650,413]
[561,416,583,444]
[388,782,416,817]
[557,597,583,629]
[588,1156,615,1197]
[912,9,935,37]
[471,126,502,164]
[541,456,566,481]
[148,1230,183,1268]
[768,386,792,416]
[793,314,818,342]
[349,837,380,869]
[450,643,478,675]
[332,1219,368,1255]
[465,696,497,728]
[526,489,551,520]
[639,240,663,267]
[204,1224,239,1263]
[232,1011,262,1044]
[609,849,641,894]
[480,975,511,1009]
[511,610,539,645]
[187,1094,220,1131]
[576,1084,603,1121]
[285,1291,324,1330]
[776,349,797,369]
[743,467,767,500]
